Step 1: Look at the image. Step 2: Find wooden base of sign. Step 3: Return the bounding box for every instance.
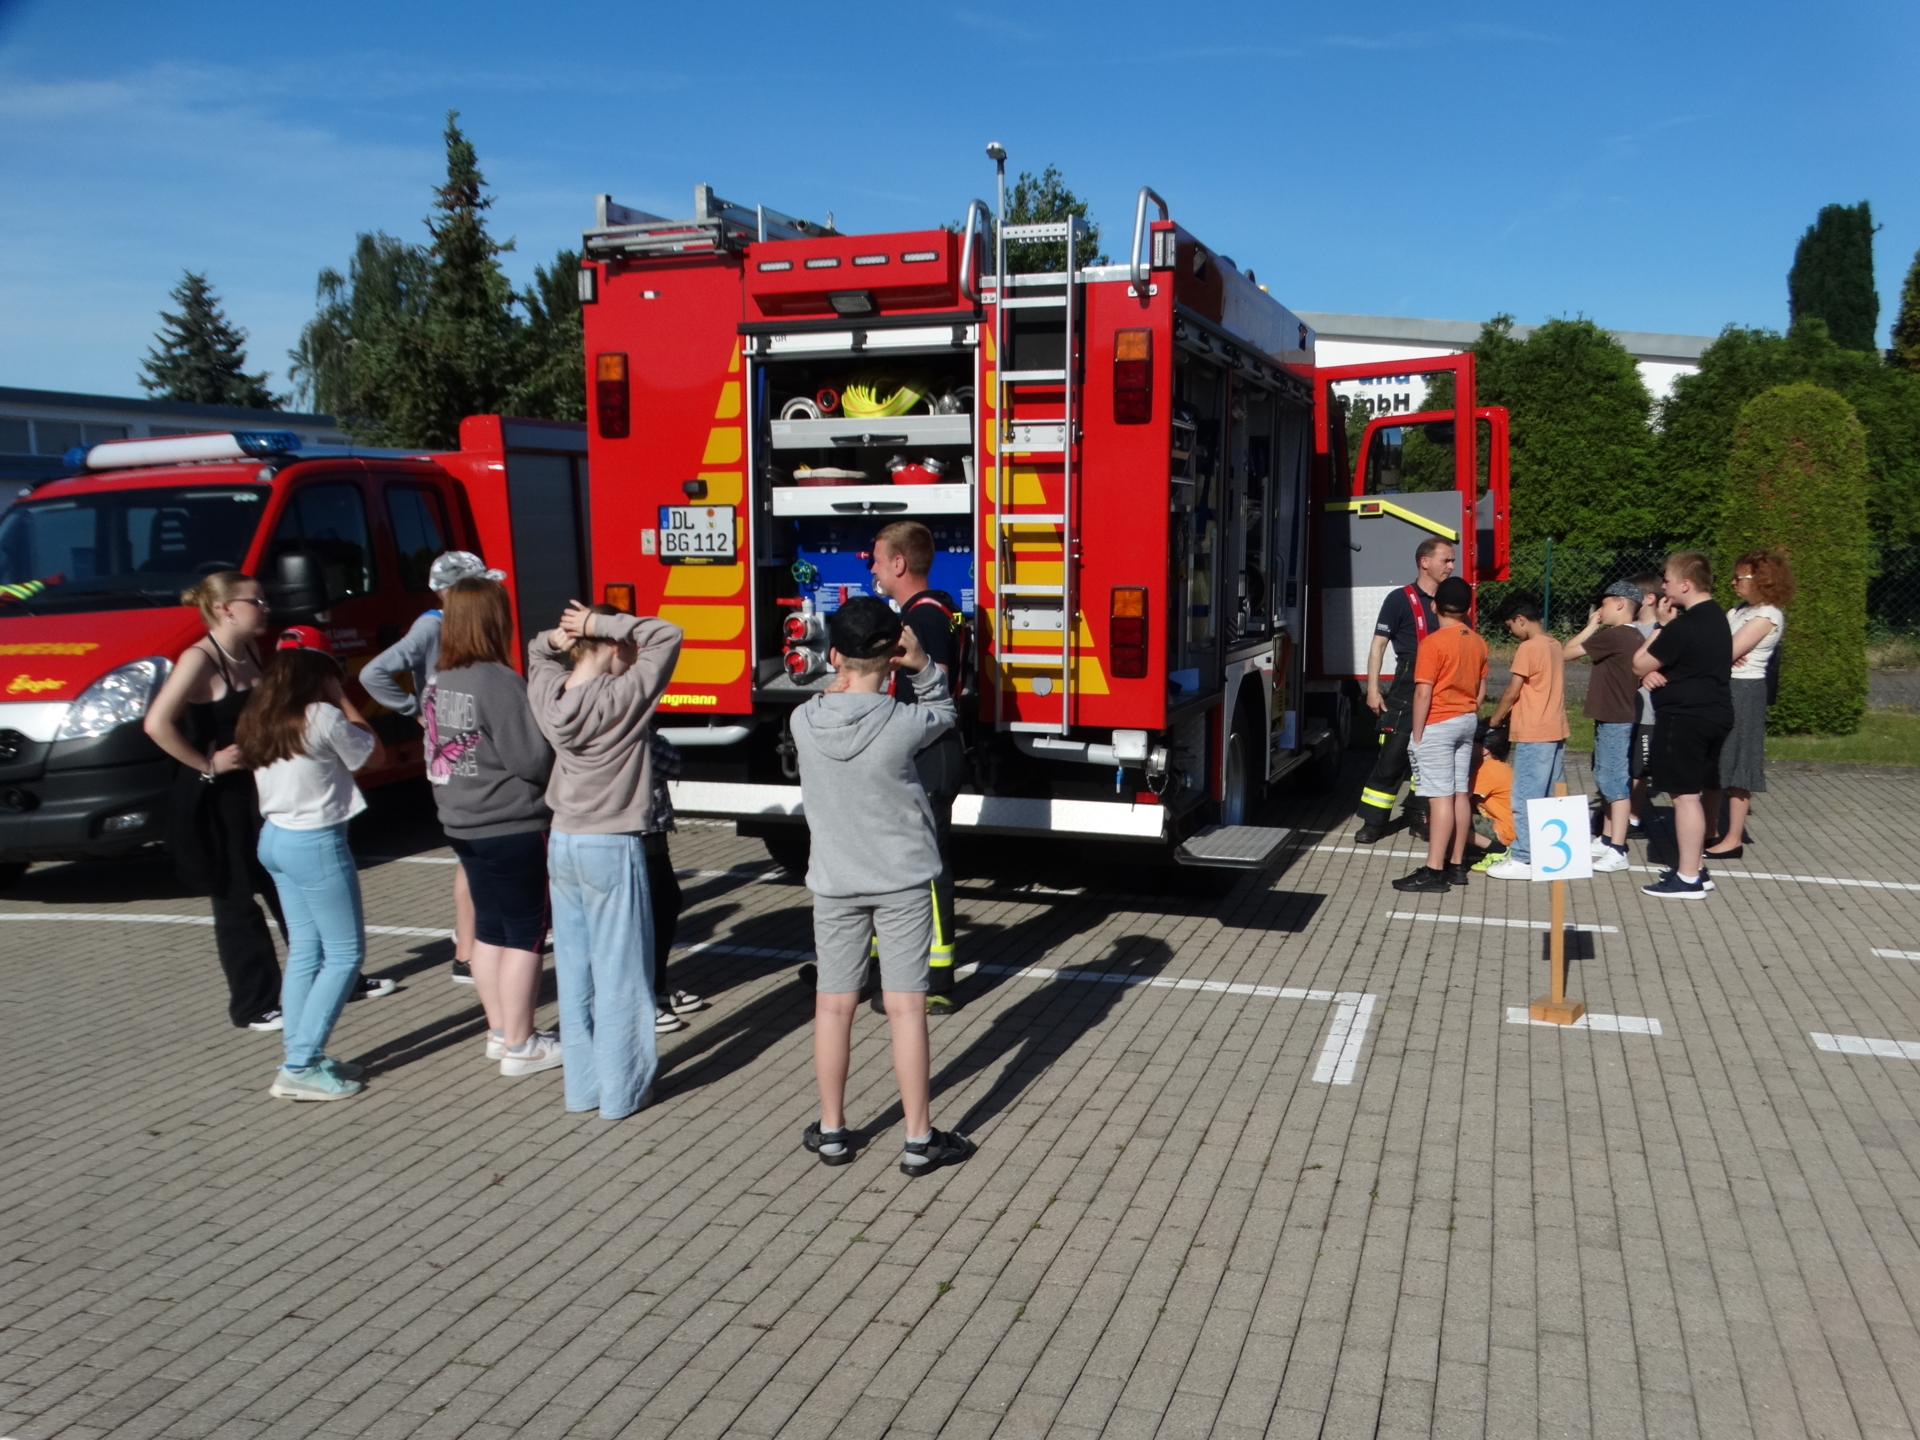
[1530,780,1585,1025]
[1529,995,1588,1025]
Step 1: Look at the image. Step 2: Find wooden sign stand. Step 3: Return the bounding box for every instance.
[1529,781,1587,1025]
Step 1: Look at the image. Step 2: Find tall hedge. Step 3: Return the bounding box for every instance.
[1718,383,1869,735]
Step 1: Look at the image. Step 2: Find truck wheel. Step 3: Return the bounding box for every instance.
[762,833,811,879]
[1221,727,1256,827]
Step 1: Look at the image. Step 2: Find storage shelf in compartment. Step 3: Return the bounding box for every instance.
[771,483,971,517]
[767,414,972,450]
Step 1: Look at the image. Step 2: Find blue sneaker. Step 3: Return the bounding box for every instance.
[1642,871,1709,900]
[316,1056,364,1081]
[270,1065,363,1101]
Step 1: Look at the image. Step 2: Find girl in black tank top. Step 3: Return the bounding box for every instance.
[143,574,285,1029]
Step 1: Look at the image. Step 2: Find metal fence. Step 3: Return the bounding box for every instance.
[1477,542,1920,639]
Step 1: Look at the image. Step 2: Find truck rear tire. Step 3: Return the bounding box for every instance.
[1221,728,1256,828]
[762,832,811,879]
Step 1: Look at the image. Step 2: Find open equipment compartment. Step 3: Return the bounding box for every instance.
[744,321,981,697]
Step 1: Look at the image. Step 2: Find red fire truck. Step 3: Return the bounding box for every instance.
[0,419,590,878]
[579,179,1509,874]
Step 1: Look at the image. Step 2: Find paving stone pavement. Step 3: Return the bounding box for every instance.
[5,759,1920,1440]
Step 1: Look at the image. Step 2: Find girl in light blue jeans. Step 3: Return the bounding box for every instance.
[236,628,382,1101]
[527,602,684,1120]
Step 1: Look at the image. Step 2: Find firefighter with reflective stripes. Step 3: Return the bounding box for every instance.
[1354,537,1456,844]
[869,521,967,1015]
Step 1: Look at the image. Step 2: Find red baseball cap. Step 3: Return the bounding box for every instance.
[276,625,333,656]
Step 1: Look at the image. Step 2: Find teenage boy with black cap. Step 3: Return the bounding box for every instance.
[789,596,976,1176]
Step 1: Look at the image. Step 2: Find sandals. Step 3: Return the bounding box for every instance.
[802,1121,854,1166]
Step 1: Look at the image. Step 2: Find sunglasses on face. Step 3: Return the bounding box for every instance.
[227,596,271,610]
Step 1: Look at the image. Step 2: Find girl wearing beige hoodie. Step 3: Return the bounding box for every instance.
[527,602,682,1119]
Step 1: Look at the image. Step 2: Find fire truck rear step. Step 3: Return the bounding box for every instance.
[1175,824,1292,870]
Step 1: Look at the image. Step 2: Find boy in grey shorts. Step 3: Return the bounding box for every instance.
[790,596,977,1177]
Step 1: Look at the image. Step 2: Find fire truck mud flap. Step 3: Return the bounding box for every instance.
[1174,824,1293,869]
[667,782,1169,841]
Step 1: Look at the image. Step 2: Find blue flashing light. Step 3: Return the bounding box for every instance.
[234,431,302,457]
[62,446,90,468]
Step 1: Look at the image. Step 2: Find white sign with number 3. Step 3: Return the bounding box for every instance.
[1527,795,1593,881]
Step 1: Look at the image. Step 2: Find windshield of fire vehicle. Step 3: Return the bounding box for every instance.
[0,486,270,615]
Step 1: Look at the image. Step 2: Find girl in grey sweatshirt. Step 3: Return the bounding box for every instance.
[526,602,682,1120]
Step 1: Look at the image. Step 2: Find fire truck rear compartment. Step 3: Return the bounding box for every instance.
[749,343,978,692]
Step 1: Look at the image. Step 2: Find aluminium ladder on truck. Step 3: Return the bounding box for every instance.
[988,216,1088,737]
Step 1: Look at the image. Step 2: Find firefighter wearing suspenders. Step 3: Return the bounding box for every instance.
[1353,537,1457,844]
[868,521,967,1015]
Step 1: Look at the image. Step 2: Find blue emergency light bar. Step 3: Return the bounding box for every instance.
[65,431,303,471]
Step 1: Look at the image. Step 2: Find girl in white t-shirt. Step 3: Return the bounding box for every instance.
[235,627,384,1101]
[1705,550,1793,858]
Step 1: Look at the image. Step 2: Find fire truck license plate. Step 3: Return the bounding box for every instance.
[657,505,736,564]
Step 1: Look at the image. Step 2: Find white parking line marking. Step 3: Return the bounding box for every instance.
[1385,911,1620,933]
[2,914,1376,1086]
[681,943,1376,1085]
[1506,1007,1663,1035]
[1872,949,1920,962]
[1812,1032,1920,1061]
[1313,844,1920,894]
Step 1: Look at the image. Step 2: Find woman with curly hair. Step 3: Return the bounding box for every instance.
[1705,550,1793,859]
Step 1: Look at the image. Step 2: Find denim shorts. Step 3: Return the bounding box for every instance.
[1592,722,1633,803]
[450,828,550,952]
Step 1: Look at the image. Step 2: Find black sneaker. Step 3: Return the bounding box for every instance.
[1445,861,1472,886]
[900,1128,975,1178]
[1642,871,1709,900]
[347,975,396,1002]
[1390,866,1452,893]
[451,960,474,985]
[803,1121,853,1166]
[1352,821,1389,845]
[925,993,956,1017]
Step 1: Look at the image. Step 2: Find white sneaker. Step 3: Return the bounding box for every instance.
[500,1030,563,1077]
[484,1029,506,1060]
[656,1009,688,1034]
[665,990,708,1015]
[247,1009,284,1032]
[1485,858,1532,880]
[1590,837,1612,859]
[1591,846,1630,872]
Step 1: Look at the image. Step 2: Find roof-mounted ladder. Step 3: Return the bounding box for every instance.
[989,217,1088,737]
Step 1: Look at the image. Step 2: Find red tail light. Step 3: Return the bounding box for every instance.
[595,353,630,439]
[1110,586,1148,678]
[1113,329,1151,424]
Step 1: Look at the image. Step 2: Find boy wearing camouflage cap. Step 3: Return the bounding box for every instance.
[789,596,976,1177]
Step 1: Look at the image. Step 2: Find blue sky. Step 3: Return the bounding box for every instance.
[3,0,1916,403]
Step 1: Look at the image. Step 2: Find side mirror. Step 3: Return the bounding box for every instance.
[265,550,330,618]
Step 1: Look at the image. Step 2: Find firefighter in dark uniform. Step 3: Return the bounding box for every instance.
[1354,537,1456,843]
[868,520,967,1015]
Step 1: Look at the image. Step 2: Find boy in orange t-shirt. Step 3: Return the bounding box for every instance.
[1392,577,1488,894]
[1484,597,1568,878]
[1468,723,1516,868]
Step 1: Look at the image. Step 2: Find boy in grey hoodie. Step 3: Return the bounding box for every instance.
[790,597,975,1177]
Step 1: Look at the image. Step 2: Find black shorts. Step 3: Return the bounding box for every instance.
[1650,716,1729,797]
[450,829,550,952]
[1628,723,1654,781]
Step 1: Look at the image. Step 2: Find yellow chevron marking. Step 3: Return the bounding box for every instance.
[665,565,746,597]
[714,381,742,420]
[702,428,742,465]
[672,649,746,684]
[697,471,743,505]
[658,606,745,642]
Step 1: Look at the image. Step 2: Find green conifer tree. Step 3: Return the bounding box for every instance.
[140,272,278,409]
[1889,245,1920,374]
[1717,383,1870,734]
[1788,202,1879,351]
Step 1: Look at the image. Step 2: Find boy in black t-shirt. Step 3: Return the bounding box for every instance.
[1633,551,1733,899]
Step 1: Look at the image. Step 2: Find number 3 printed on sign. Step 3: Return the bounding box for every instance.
[1538,818,1573,876]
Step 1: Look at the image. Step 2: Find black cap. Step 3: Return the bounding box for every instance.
[1434,576,1473,614]
[828,595,902,659]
